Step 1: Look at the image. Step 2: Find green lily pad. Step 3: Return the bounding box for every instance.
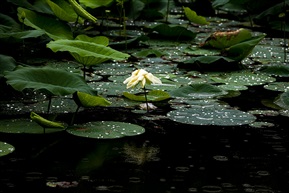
[169,83,227,99]
[149,23,197,40]
[202,28,252,49]
[0,142,15,157]
[0,118,65,134]
[218,84,248,91]
[67,121,145,139]
[274,91,289,110]
[259,65,289,77]
[264,82,289,92]
[167,106,256,126]
[249,121,275,128]
[210,71,276,86]
[132,49,166,58]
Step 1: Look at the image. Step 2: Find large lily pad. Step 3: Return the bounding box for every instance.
[202,28,252,49]
[0,118,65,134]
[264,82,289,92]
[210,71,276,86]
[67,121,145,139]
[169,83,227,99]
[46,40,130,66]
[149,23,197,40]
[0,142,15,157]
[259,65,289,77]
[274,91,289,110]
[5,66,94,96]
[167,106,256,126]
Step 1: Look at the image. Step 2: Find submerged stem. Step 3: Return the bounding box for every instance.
[70,106,80,126]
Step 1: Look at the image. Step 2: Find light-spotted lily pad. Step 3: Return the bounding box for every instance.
[218,84,248,91]
[167,106,256,126]
[259,65,289,77]
[210,71,276,86]
[249,121,275,128]
[169,83,227,99]
[148,23,197,40]
[0,118,65,134]
[0,142,15,157]
[264,82,289,92]
[67,121,145,139]
[274,91,289,110]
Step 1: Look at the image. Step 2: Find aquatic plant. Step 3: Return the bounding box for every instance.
[4,66,94,112]
[46,39,130,78]
[71,91,111,125]
[123,69,163,112]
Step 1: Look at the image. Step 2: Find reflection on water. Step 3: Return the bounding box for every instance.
[0,119,289,193]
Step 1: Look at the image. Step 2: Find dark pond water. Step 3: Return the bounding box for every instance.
[1,104,289,193]
[1,1,289,193]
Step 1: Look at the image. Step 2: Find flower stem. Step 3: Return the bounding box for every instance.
[143,86,149,113]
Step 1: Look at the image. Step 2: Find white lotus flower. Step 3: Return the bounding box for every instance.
[123,69,162,89]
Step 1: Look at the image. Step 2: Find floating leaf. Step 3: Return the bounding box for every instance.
[0,141,15,157]
[167,106,256,126]
[180,55,238,71]
[183,7,209,25]
[0,118,65,134]
[218,84,248,91]
[210,71,276,86]
[133,49,165,58]
[264,82,289,92]
[47,39,130,66]
[123,90,170,102]
[274,91,289,110]
[259,65,289,77]
[67,121,145,139]
[224,34,266,61]
[5,66,94,96]
[169,83,227,99]
[202,28,252,49]
[73,91,111,107]
[149,23,197,40]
